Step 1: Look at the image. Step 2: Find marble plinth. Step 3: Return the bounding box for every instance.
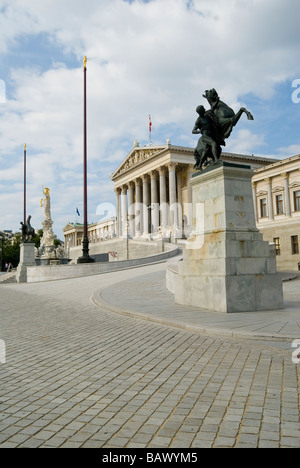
[16,243,36,283]
[175,162,284,313]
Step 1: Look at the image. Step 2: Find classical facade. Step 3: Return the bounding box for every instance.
[252,154,300,270]
[110,141,276,240]
[64,141,300,270]
[64,218,116,252]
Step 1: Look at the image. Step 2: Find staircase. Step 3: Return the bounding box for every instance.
[0,272,17,284]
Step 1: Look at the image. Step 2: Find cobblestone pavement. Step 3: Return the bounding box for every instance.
[0,263,299,448]
[98,268,300,344]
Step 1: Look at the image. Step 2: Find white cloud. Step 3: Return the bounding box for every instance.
[225,129,266,155]
[0,79,5,103]
[0,0,299,236]
[277,144,300,158]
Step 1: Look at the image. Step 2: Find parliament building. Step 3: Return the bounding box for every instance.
[64,141,300,271]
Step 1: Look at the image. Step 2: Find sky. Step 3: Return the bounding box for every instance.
[0,0,299,239]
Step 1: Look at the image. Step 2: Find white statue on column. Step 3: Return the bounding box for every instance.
[39,187,56,258]
[37,187,67,263]
[42,187,51,221]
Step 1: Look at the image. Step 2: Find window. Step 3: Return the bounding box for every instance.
[294,191,300,212]
[276,194,284,215]
[260,198,268,218]
[291,235,299,255]
[273,238,281,256]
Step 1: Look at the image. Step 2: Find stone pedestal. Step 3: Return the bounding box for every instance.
[175,162,284,313]
[16,243,36,283]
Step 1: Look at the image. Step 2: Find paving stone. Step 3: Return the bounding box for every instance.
[0,264,299,449]
[214,437,236,448]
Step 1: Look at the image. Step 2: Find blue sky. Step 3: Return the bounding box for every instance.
[0,0,299,239]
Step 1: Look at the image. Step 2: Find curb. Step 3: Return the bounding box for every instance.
[92,287,296,344]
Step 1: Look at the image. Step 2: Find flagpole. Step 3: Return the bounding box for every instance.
[78,56,94,264]
[149,115,152,146]
[24,144,26,225]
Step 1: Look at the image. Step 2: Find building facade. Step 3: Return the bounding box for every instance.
[64,218,116,251]
[252,154,300,271]
[110,141,275,240]
[64,141,300,270]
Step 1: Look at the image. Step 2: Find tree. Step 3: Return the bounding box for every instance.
[3,234,22,268]
[1,230,43,268]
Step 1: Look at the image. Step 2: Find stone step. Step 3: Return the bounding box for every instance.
[0,272,17,284]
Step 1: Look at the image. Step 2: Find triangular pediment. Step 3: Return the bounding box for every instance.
[63,223,83,232]
[111,145,168,181]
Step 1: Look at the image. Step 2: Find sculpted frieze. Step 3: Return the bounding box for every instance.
[113,147,165,178]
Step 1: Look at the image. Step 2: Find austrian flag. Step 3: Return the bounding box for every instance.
[149,115,152,132]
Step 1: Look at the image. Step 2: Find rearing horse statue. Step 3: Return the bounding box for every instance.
[192,89,254,171]
[203,88,254,142]
[20,215,35,242]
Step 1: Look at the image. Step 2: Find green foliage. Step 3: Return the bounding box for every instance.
[1,234,22,268]
[0,230,43,268]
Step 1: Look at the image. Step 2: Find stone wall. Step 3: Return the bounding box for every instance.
[258,223,300,271]
[68,238,171,263]
[26,245,179,283]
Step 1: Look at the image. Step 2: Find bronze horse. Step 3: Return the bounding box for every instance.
[203,88,254,142]
[193,89,254,171]
[21,215,35,242]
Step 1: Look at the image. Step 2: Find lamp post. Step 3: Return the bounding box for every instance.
[78,56,94,264]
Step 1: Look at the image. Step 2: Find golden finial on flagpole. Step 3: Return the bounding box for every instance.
[24,143,26,150]
[83,56,87,69]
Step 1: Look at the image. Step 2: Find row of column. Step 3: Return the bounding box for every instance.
[65,232,79,248]
[89,225,115,243]
[115,163,182,238]
[252,172,292,222]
